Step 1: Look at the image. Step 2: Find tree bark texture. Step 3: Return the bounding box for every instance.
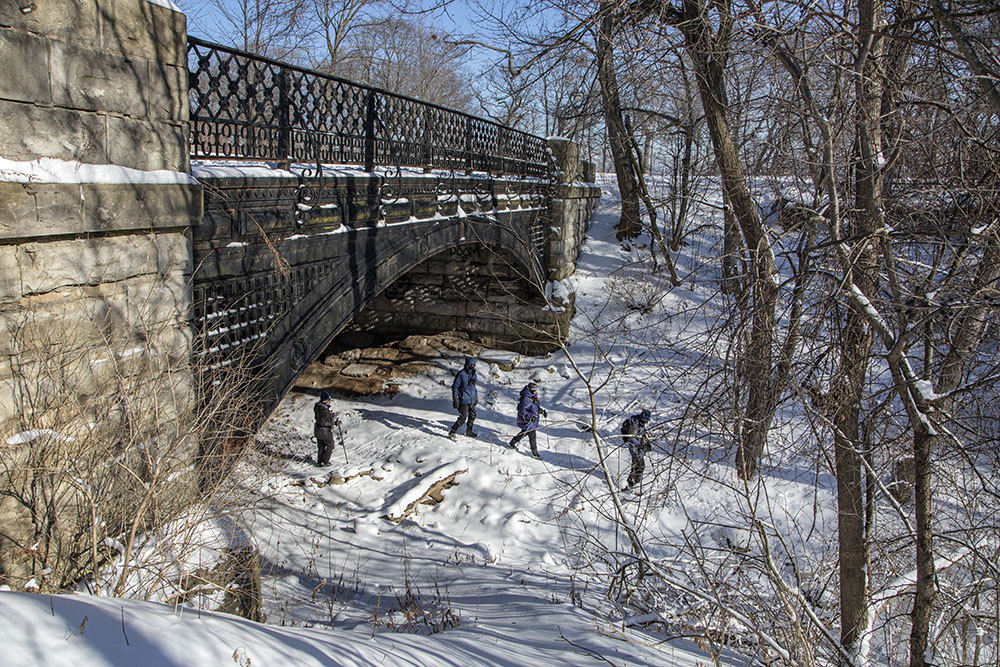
[596,2,643,241]
[830,0,884,657]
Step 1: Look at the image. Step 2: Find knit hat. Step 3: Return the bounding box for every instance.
[320,390,332,402]
[639,409,651,423]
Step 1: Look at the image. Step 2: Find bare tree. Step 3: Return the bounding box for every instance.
[338,18,475,110]
[206,0,309,58]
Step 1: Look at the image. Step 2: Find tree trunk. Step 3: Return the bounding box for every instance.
[596,2,642,241]
[832,308,873,661]
[830,0,884,657]
[678,0,778,479]
[909,426,935,667]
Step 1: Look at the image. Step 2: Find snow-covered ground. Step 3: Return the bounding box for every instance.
[0,178,769,665]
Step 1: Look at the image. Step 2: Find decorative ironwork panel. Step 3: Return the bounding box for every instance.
[187,37,552,179]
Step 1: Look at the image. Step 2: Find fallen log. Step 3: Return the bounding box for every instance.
[379,460,469,523]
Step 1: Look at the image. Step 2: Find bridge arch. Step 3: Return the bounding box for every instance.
[257,214,547,416]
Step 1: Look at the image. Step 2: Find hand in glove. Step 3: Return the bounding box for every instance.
[452,398,459,410]
[540,408,547,417]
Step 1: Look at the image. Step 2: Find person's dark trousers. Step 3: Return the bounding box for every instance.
[449,404,477,435]
[508,429,538,456]
[626,448,645,489]
[316,428,334,465]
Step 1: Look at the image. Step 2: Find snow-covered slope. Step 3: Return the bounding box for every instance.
[0,179,747,666]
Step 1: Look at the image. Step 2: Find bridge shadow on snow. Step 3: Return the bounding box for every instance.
[356,407,445,436]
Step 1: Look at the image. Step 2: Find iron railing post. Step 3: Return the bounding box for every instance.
[464,117,473,174]
[277,69,291,165]
[423,106,433,172]
[364,89,376,172]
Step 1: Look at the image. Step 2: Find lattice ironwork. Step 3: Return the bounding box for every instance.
[188,37,551,179]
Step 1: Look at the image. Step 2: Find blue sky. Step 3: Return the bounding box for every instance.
[178,0,479,44]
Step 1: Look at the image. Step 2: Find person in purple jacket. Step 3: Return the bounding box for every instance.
[508,382,546,459]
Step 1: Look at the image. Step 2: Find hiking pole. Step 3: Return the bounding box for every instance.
[336,420,348,464]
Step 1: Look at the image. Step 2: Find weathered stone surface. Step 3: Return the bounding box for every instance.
[145,61,188,123]
[106,115,188,172]
[49,40,148,117]
[0,1,100,47]
[103,0,187,66]
[0,183,201,240]
[341,363,378,378]
[548,138,584,184]
[0,100,109,163]
[0,27,51,104]
[0,274,189,358]
[5,233,190,300]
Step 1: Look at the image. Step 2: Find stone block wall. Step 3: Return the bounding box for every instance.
[0,0,189,172]
[343,245,573,355]
[545,139,600,282]
[0,0,198,588]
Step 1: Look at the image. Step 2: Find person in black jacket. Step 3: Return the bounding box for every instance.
[621,409,651,492]
[314,390,340,466]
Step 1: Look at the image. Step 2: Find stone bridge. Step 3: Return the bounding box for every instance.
[0,0,600,433]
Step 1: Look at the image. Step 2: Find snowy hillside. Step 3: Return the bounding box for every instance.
[0,180,757,666]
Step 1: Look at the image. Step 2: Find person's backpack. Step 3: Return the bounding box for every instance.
[621,416,637,436]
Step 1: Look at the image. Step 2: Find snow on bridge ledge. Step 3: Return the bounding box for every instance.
[0,157,196,185]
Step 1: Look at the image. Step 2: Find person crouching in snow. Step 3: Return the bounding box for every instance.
[508,382,546,459]
[314,390,341,466]
[621,409,651,492]
[448,356,479,439]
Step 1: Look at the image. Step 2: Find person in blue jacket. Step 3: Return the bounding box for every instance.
[508,382,546,459]
[448,356,479,439]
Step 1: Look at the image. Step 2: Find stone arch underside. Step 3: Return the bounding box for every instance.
[264,213,546,412]
[340,242,564,352]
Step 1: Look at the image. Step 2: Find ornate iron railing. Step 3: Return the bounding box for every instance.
[187,37,551,179]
